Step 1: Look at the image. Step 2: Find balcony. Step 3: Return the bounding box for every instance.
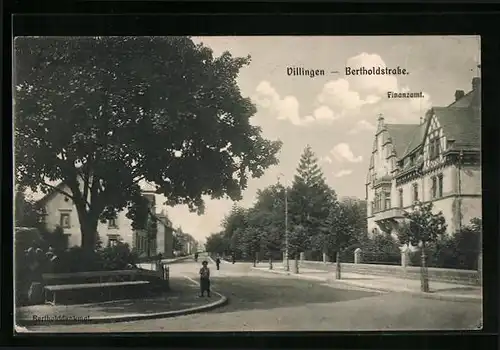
[374,208,405,222]
[372,175,393,189]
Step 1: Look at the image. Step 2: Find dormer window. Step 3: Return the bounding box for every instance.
[429,135,441,160]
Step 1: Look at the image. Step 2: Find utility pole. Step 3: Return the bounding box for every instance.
[278,173,290,272]
[458,150,463,233]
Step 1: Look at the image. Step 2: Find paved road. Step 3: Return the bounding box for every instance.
[27,259,482,332]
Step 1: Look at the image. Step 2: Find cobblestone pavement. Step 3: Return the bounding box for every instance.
[25,260,482,332]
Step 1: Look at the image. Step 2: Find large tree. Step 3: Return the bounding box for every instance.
[287,145,337,258]
[14,36,281,251]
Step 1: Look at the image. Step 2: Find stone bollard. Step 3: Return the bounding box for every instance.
[354,248,362,264]
[401,246,411,268]
[299,252,305,262]
[323,252,328,263]
[28,282,44,305]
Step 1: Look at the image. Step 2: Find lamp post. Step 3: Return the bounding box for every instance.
[277,173,290,272]
[458,150,464,232]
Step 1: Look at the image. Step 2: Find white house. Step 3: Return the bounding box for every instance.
[35,180,174,257]
[365,77,481,238]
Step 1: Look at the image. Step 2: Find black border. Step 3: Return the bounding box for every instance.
[3,4,499,350]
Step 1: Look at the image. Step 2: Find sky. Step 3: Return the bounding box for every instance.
[24,36,481,243]
[163,35,481,241]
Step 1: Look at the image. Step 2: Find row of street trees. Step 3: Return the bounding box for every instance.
[206,145,482,292]
[206,146,368,276]
[14,36,282,253]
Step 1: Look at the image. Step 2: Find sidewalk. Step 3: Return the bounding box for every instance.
[15,276,227,327]
[251,263,482,302]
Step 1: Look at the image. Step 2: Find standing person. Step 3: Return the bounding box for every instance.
[231,252,236,264]
[199,260,211,297]
[194,252,199,262]
[215,255,221,270]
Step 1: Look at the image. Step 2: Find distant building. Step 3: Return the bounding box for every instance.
[366,77,481,238]
[35,180,174,257]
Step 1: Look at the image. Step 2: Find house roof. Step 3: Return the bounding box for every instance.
[379,78,480,160]
[432,106,480,150]
[384,124,420,158]
[35,182,67,208]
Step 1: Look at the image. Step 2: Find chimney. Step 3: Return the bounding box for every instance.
[472,77,481,91]
[455,90,465,101]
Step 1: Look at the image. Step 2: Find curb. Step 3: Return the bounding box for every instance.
[250,267,482,303]
[16,292,228,328]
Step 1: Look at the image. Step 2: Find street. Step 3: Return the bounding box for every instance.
[26,259,481,332]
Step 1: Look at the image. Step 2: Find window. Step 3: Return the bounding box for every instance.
[398,189,403,208]
[438,174,443,197]
[413,183,419,202]
[429,136,441,160]
[108,218,118,229]
[384,192,391,210]
[431,176,437,199]
[60,213,71,228]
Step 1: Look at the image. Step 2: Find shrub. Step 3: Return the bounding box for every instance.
[361,233,401,265]
[98,242,138,270]
[409,227,480,270]
[54,246,104,273]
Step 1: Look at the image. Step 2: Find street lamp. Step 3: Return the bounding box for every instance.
[277,173,290,272]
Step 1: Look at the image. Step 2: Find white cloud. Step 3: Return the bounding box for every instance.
[303,105,339,125]
[330,143,363,163]
[345,52,399,94]
[316,79,377,116]
[315,53,432,125]
[333,169,353,178]
[319,156,333,164]
[348,120,377,135]
[254,81,313,126]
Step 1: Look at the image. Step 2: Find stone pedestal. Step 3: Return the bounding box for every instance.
[354,248,362,264]
[299,252,305,262]
[28,282,44,305]
[291,259,299,274]
[323,252,328,263]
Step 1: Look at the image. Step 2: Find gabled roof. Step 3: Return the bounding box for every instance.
[384,124,420,158]
[36,182,67,207]
[401,122,427,157]
[432,106,480,150]
[385,77,481,160]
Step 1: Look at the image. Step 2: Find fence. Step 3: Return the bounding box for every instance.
[300,260,480,286]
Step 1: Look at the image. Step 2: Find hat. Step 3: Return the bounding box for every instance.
[202,260,208,265]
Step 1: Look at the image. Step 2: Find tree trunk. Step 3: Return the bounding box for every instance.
[294,253,299,274]
[269,256,273,270]
[80,214,99,251]
[335,251,341,280]
[253,252,257,267]
[420,242,430,292]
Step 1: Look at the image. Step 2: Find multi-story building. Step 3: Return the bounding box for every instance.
[366,77,481,238]
[35,180,174,257]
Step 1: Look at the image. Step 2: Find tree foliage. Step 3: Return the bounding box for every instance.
[15,189,40,228]
[287,145,338,254]
[399,201,447,246]
[14,36,281,250]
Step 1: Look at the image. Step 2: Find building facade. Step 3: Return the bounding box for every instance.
[36,180,174,257]
[366,77,481,238]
